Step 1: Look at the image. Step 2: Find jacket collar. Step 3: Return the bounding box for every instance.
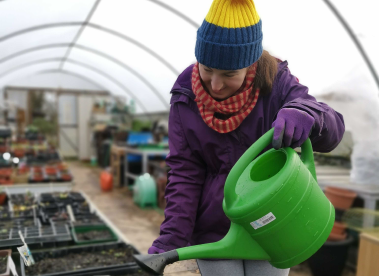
[170,64,196,100]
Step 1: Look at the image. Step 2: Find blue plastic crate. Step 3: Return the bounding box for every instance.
[126,132,153,162]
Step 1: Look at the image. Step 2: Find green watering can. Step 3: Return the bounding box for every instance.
[134,128,335,275]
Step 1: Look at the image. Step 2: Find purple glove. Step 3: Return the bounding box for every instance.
[148,246,165,254]
[272,108,315,149]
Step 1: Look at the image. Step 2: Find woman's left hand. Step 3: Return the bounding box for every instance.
[271,108,315,149]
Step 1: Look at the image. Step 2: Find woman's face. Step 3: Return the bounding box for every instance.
[199,63,248,100]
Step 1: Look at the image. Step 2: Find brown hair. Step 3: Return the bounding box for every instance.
[252,50,278,96]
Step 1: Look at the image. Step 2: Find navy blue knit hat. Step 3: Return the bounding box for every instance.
[195,0,263,70]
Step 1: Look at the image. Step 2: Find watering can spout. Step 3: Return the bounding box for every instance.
[134,223,270,275]
[134,250,179,275]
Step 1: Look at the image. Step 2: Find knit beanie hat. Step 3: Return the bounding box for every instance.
[195,0,263,70]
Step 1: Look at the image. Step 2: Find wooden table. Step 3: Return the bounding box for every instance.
[110,144,127,188]
[356,231,379,276]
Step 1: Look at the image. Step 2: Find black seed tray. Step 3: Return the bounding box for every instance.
[0,218,37,229]
[11,210,35,219]
[39,193,55,203]
[68,192,86,203]
[70,214,105,227]
[9,194,36,206]
[0,219,71,248]
[20,242,141,276]
[49,217,69,227]
[0,208,11,220]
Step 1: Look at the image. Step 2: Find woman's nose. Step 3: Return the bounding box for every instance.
[211,76,223,92]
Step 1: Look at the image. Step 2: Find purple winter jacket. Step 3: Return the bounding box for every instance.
[152,61,345,252]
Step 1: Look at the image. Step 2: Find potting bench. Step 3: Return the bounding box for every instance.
[2,182,74,194]
[124,147,169,185]
[110,144,126,188]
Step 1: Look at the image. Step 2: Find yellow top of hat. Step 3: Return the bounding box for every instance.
[205,0,260,29]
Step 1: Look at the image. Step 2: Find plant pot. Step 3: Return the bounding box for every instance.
[44,167,56,175]
[327,231,347,241]
[18,166,30,174]
[331,221,346,235]
[325,187,357,210]
[308,236,354,276]
[32,166,42,173]
[56,163,67,170]
[60,174,72,182]
[0,179,12,185]
[0,249,11,276]
[0,194,6,205]
[13,149,25,158]
[0,169,12,177]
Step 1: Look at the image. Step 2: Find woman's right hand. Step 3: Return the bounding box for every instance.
[148,246,165,254]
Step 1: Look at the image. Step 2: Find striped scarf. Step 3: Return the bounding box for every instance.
[192,62,260,133]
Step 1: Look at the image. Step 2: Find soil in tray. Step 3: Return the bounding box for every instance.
[10,193,35,206]
[25,248,134,275]
[0,211,10,219]
[76,230,113,241]
[0,256,7,274]
[74,218,104,226]
[0,219,35,229]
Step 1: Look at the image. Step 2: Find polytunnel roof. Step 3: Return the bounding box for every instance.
[0,0,378,114]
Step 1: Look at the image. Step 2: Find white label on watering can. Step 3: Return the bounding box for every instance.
[250,212,276,230]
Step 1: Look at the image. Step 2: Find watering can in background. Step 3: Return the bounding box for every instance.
[134,128,335,275]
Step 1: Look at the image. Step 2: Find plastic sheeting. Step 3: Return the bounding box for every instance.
[0,0,377,114]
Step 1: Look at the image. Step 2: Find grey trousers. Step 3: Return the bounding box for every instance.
[197,259,290,276]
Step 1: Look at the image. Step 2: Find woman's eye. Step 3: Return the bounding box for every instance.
[224,74,235,78]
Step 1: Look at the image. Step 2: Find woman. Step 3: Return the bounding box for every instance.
[149,0,345,275]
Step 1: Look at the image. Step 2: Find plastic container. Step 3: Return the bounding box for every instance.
[325,187,357,210]
[56,171,72,182]
[56,162,68,171]
[331,221,346,235]
[327,232,347,241]
[20,242,140,276]
[71,225,118,245]
[100,171,113,192]
[308,236,354,276]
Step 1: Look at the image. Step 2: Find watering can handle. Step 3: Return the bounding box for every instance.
[224,127,316,208]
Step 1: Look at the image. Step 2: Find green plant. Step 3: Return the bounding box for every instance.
[132,120,152,132]
[30,90,45,111]
[29,118,57,135]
